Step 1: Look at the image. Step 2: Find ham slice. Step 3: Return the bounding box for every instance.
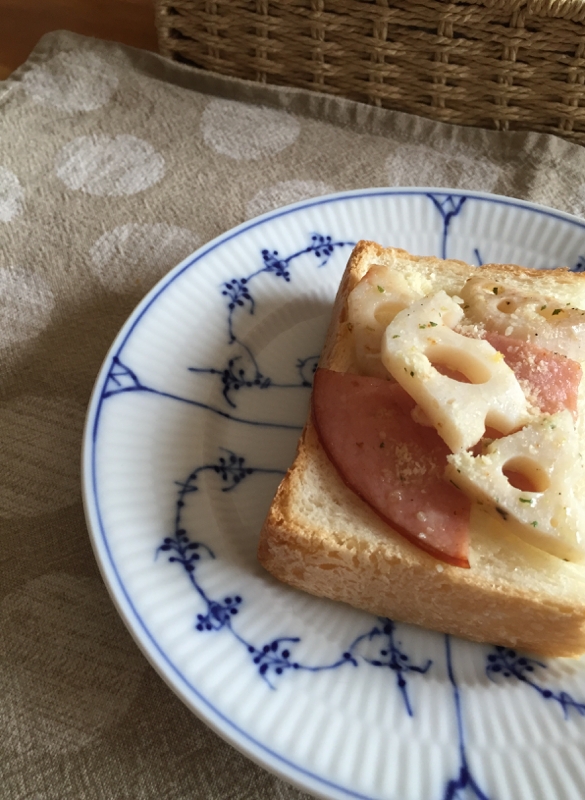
[312,369,471,568]
[483,332,581,416]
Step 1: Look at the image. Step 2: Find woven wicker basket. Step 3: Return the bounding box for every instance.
[155,0,585,145]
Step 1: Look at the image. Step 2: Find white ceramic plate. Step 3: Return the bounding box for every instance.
[83,189,585,800]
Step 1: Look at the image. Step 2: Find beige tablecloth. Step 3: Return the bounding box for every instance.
[2,29,585,800]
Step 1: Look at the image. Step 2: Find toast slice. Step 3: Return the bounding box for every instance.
[258,241,585,658]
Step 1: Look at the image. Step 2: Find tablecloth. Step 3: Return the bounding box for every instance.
[2,29,585,800]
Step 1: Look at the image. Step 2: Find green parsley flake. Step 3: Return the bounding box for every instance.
[519,497,532,504]
[492,287,499,295]
[377,285,385,293]
[419,324,427,329]
[392,334,400,338]
[552,308,562,315]
[531,521,538,527]
[429,321,438,327]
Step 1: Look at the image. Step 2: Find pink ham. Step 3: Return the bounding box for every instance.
[312,369,471,568]
[483,332,582,416]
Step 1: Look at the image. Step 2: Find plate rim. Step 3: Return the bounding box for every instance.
[81,186,585,800]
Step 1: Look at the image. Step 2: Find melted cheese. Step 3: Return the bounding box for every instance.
[381,291,531,452]
[461,275,585,361]
[446,411,585,562]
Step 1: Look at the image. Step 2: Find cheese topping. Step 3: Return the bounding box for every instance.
[461,275,585,361]
[446,411,585,561]
[381,291,531,452]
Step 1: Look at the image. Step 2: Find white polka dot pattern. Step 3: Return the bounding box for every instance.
[0,167,24,222]
[386,142,502,192]
[55,135,165,196]
[0,574,145,755]
[21,51,118,112]
[0,266,55,348]
[0,396,86,518]
[201,99,301,160]
[89,223,200,293]
[246,179,334,218]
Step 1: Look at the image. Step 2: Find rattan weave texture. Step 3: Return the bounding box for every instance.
[155,0,585,144]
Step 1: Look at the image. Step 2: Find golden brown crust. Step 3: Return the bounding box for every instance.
[257,242,585,658]
[317,240,377,371]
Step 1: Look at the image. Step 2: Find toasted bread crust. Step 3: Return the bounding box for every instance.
[258,242,585,657]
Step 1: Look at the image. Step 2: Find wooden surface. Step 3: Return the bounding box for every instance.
[0,0,159,79]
